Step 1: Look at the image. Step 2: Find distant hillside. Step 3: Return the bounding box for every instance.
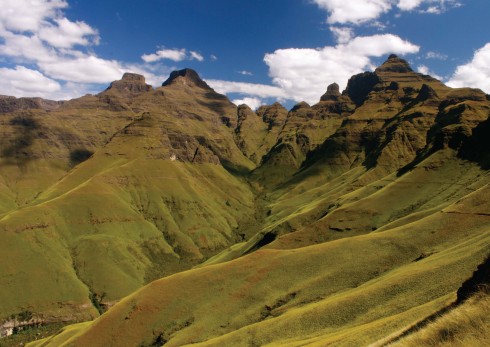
[0,55,488,346]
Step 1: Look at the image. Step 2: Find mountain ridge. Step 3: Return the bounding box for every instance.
[0,54,488,346]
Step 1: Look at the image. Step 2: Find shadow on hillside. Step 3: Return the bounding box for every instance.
[1,115,39,165]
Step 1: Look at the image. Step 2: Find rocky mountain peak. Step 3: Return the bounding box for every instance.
[375,54,413,74]
[161,68,212,90]
[121,73,146,82]
[320,82,341,101]
[105,73,152,95]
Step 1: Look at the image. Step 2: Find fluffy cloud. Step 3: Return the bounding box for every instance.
[312,0,462,24]
[142,48,204,63]
[263,34,419,103]
[206,80,287,99]
[312,0,392,25]
[417,64,442,80]
[142,49,187,63]
[0,0,172,98]
[38,56,124,83]
[397,0,425,10]
[38,18,99,48]
[330,27,354,44]
[0,0,67,32]
[0,66,61,97]
[447,43,490,93]
[232,97,263,110]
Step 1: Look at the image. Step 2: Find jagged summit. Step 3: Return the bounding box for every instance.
[161,68,212,90]
[105,72,152,95]
[375,54,413,73]
[320,82,341,101]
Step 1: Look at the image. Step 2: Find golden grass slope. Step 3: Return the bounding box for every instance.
[381,292,489,347]
[27,179,490,346]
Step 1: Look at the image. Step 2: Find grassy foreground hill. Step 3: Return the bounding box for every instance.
[0,55,488,346]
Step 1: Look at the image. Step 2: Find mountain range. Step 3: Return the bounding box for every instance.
[0,55,488,346]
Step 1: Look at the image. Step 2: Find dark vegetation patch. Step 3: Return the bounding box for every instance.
[0,321,66,347]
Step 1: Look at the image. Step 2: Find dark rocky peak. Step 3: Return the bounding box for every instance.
[320,83,341,101]
[291,101,311,112]
[416,84,439,102]
[237,104,255,123]
[122,72,146,82]
[161,68,212,90]
[105,73,152,94]
[343,71,380,106]
[257,102,288,130]
[375,54,413,74]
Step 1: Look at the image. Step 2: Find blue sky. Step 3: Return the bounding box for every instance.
[0,0,489,109]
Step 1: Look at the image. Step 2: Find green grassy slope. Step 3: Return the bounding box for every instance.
[0,71,259,323]
[28,185,489,346]
[1,58,489,346]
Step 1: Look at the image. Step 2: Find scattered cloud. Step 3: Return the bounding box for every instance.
[190,51,204,62]
[263,33,419,103]
[142,48,204,63]
[398,0,462,13]
[0,65,61,97]
[37,18,99,48]
[417,64,442,79]
[312,0,392,25]
[210,54,218,61]
[238,70,253,76]
[206,80,286,99]
[330,26,354,44]
[232,97,263,110]
[312,0,462,25]
[447,43,490,93]
[0,0,179,97]
[142,49,188,63]
[426,51,448,60]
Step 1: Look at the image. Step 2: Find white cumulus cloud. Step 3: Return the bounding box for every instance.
[312,0,392,25]
[312,0,462,25]
[264,34,419,103]
[0,66,61,97]
[38,18,99,48]
[417,64,442,79]
[232,97,263,110]
[447,43,490,93]
[0,0,67,32]
[38,56,124,83]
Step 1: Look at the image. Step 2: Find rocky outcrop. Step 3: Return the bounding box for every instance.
[375,54,413,73]
[343,72,380,106]
[162,68,212,90]
[320,83,341,101]
[104,73,153,96]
